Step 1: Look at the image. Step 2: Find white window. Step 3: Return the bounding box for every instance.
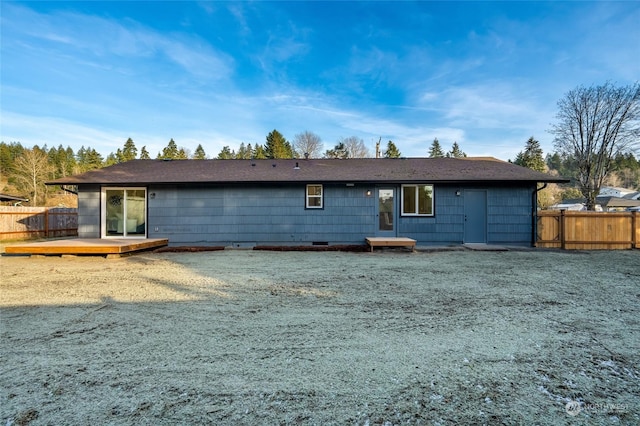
[306,184,323,209]
[401,184,434,216]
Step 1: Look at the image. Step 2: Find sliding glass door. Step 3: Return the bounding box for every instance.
[103,188,146,237]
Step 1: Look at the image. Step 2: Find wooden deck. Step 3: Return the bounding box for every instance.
[3,238,169,257]
[365,237,417,252]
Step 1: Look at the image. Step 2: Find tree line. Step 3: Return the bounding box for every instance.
[4,132,637,208]
[0,129,468,206]
[1,82,638,208]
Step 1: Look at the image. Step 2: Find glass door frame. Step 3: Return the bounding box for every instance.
[375,187,397,237]
[101,187,147,238]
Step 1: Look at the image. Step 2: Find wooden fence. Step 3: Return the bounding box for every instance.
[0,206,78,240]
[537,210,639,250]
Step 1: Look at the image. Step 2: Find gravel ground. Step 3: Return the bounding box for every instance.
[1,249,639,425]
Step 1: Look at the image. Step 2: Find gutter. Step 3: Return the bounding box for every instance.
[61,185,78,195]
[532,183,548,246]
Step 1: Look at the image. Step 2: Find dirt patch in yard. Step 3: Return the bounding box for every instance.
[1,250,639,425]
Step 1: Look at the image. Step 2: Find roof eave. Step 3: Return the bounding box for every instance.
[47,178,572,186]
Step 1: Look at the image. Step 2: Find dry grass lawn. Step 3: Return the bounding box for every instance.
[1,249,639,425]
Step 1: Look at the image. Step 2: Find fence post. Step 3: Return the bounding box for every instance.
[44,209,49,238]
[560,210,566,250]
[633,211,638,250]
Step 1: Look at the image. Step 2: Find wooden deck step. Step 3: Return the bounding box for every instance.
[365,237,417,252]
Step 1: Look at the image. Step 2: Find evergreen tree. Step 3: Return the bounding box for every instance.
[0,142,25,177]
[47,144,66,178]
[84,148,104,170]
[264,129,293,159]
[122,138,137,161]
[105,152,119,166]
[428,138,445,158]
[177,147,188,159]
[383,140,401,158]
[64,147,77,175]
[139,146,151,159]
[253,144,267,159]
[236,143,250,159]
[324,142,349,159]
[76,146,103,171]
[193,144,207,159]
[446,142,467,158]
[76,146,87,167]
[514,137,546,172]
[158,138,180,159]
[217,146,235,159]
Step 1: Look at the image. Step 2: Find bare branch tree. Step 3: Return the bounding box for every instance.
[12,148,54,206]
[550,82,640,210]
[339,136,370,158]
[293,131,323,158]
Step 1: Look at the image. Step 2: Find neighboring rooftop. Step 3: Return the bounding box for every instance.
[0,193,29,203]
[47,157,569,186]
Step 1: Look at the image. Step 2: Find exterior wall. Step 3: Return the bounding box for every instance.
[397,184,534,246]
[77,182,536,246]
[77,184,101,238]
[398,185,464,243]
[487,186,535,244]
[147,184,375,245]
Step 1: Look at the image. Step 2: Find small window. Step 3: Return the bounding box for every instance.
[402,184,434,216]
[306,184,323,208]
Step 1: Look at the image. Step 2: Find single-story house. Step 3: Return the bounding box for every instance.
[47,157,568,247]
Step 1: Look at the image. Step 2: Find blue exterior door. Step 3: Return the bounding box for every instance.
[375,188,397,237]
[464,190,487,243]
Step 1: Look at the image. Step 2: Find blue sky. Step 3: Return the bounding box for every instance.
[1,1,638,161]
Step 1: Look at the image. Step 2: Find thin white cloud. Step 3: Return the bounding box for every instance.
[1,112,125,152]
[1,3,233,82]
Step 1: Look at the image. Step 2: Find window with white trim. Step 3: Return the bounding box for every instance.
[401,184,434,216]
[306,184,323,208]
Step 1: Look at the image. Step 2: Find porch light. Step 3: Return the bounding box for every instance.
[366,190,372,196]
[455,190,461,196]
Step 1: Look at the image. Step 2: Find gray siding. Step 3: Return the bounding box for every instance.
[77,184,101,238]
[148,184,375,245]
[398,185,464,243]
[487,186,534,244]
[79,182,536,246]
[397,185,534,245]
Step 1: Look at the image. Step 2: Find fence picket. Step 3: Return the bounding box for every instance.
[0,206,78,240]
[537,210,639,250]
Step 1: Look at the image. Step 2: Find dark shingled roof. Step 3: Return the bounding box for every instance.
[47,157,569,186]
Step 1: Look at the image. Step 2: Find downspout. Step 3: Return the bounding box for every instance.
[532,183,547,246]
